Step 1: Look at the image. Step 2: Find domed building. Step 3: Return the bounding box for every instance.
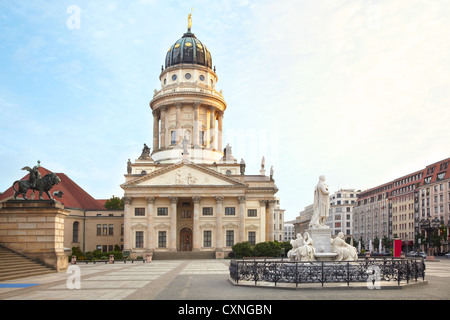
[150,24,225,164]
[121,16,283,259]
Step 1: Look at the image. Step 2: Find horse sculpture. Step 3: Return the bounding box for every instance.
[13,172,61,201]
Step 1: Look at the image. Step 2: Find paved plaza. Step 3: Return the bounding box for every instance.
[0,259,449,302]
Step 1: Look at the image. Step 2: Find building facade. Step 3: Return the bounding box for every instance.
[354,157,450,252]
[283,221,295,242]
[121,22,280,258]
[327,189,359,238]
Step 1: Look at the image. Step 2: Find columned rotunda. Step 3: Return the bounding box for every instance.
[121,19,280,258]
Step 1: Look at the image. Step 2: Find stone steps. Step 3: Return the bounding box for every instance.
[0,246,55,281]
[153,250,216,260]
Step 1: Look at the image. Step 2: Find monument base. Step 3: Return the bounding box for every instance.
[307,227,332,253]
[0,200,70,271]
[307,227,340,262]
[314,252,338,262]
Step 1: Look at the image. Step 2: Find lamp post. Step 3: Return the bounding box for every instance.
[420,217,441,260]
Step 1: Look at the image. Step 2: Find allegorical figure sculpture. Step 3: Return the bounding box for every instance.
[309,175,330,229]
[13,161,61,201]
[287,232,315,262]
[331,232,358,261]
[138,143,151,160]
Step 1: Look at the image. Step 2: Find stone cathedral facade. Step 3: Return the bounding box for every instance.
[121,22,280,258]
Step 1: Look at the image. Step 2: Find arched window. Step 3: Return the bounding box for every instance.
[73,221,79,243]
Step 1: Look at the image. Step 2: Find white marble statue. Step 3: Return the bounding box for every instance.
[288,233,303,261]
[288,232,316,262]
[331,232,358,261]
[309,175,330,229]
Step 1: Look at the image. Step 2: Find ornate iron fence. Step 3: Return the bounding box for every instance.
[229,258,425,287]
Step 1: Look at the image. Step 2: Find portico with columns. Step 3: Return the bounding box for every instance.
[121,161,278,258]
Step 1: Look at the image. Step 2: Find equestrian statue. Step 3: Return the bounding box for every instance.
[12,161,61,201]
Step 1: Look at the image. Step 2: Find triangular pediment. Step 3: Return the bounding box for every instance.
[123,162,247,188]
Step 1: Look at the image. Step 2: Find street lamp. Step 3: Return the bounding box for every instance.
[420,217,441,259]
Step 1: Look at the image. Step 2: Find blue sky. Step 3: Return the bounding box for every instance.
[1,0,449,221]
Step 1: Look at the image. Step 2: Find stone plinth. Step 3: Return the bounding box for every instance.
[307,227,338,261]
[0,200,69,271]
[307,227,332,253]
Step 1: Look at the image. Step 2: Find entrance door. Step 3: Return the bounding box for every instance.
[180,228,192,251]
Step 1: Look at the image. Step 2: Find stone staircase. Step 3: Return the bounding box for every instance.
[152,250,216,260]
[0,246,55,281]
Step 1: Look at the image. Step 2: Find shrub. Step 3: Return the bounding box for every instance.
[278,241,292,255]
[254,241,281,257]
[231,241,254,258]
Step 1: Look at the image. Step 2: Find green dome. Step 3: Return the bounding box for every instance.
[165,31,212,70]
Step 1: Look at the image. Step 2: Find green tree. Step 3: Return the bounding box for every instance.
[104,195,124,210]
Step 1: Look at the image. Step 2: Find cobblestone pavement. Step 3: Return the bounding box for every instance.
[0,259,449,301]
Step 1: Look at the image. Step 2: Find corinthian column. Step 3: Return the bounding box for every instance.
[152,110,159,151]
[259,200,267,243]
[238,196,246,243]
[210,106,216,150]
[192,196,201,250]
[160,106,167,148]
[193,104,200,146]
[267,200,276,241]
[169,197,178,251]
[217,111,223,152]
[215,196,224,249]
[123,197,133,250]
[146,197,155,251]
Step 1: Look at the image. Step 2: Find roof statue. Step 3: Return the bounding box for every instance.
[138,143,153,160]
[13,161,61,201]
[188,8,193,31]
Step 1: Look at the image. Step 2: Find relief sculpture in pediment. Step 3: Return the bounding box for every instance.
[175,169,198,185]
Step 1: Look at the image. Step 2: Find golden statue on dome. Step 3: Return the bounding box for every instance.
[188,8,193,31]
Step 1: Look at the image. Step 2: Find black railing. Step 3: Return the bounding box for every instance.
[229,258,425,287]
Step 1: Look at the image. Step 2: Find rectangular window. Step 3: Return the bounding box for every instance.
[226,230,234,247]
[202,207,213,215]
[248,231,256,245]
[135,231,144,248]
[171,131,176,145]
[102,224,108,235]
[135,207,145,216]
[158,231,167,248]
[157,207,168,216]
[247,209,257,217]
[203,230,212,247]
[109,224,114,236]
[225,207,235,215]
[97,224,101,236]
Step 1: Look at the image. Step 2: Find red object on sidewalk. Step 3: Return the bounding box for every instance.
[393,239,402,257]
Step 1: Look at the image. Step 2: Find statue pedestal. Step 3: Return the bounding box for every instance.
[307,228,337,261]
[0,200,69,271]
